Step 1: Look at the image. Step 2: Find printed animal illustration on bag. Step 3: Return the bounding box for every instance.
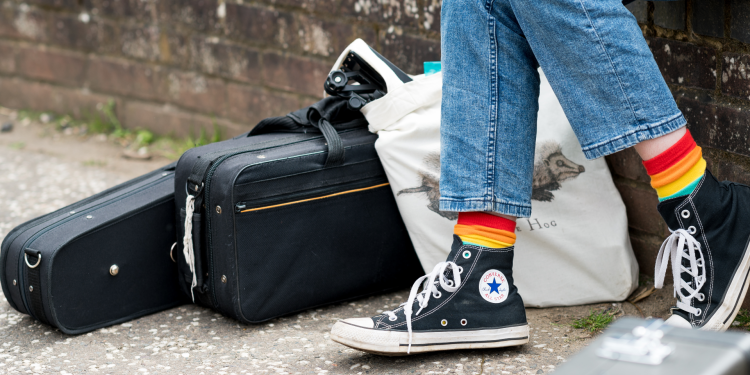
[531,141,586,202]
[399,143,586,216]
[397,152,458,221]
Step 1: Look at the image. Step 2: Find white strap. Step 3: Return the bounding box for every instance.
[182,195,198,302]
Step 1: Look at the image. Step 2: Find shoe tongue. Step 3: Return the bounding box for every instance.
[447,235,464,261]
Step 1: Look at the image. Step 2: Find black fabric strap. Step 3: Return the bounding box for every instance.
[316,119,345,167]
[25,251,49,325]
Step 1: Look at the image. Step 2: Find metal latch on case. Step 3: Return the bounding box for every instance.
[597,319,673,365]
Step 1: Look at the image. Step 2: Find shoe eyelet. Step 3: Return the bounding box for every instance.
[687,226,697,235]
[433,291,442,299]
[681,210,691,219]
[697,293,705,301]
[694,308,702,317]
[457,266,464,274]
[697,259,704,266]
[460,319,467,326]
[446,280,454,287]
[441,319,448,326]
[462,250,471,259]
[389,316,397,322]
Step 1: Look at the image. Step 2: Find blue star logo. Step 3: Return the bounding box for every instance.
[488,278,502,294]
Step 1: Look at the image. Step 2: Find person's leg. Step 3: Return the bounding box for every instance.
[634,127,687,161]
[329,0,534,355]
[508,0,745,331]
[438,0,539,219]
[509,0,686,158]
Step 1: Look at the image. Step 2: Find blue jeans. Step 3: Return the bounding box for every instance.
[439,0,686,217]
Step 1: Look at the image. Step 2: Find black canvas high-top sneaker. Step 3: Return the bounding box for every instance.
[330,236,529,355]
[656,170,750,331]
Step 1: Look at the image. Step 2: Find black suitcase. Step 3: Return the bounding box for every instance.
[0,163,186,334]
[174,95,424,323]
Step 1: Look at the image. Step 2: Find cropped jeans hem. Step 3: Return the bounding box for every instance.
[581,113,687,159]
[439,197,532,218]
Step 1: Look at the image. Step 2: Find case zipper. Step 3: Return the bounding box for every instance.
[235,180,389,213]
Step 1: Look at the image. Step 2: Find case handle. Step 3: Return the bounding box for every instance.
[310,117,345,167]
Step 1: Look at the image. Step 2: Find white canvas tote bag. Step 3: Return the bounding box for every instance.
[330,39,639,307]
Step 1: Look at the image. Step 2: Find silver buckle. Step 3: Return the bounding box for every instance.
[24,253,41,269]
[597,320,673,365]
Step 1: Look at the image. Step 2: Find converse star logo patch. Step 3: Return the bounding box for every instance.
[479,269,508,303]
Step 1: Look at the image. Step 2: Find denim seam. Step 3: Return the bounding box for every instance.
[580,113,686,158]
[440,197,530,208]
[440,197,531,207]
[576,0,639,125]
[440,197,532,217]
[486,0,499,200]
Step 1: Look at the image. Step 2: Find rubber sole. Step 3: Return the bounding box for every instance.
[330,320,529,356]
[701,237,750,331]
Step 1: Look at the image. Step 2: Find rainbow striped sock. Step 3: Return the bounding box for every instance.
[643,129,706,202]
[454,212,516,249]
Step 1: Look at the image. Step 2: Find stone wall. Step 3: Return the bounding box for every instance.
[3,0,750,301]
[612,1,750,296]
[0,0,440,137]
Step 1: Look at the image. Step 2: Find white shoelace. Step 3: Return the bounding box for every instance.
[384,261,462,353]
[183,194,198,302]
[655,228,706,317]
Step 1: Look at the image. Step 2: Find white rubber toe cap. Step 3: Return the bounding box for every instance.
[665,314,692,329]
[339,317,374,329]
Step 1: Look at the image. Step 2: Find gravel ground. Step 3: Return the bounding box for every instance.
[0,111,683,375]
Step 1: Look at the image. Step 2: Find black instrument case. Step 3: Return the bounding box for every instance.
[0,163,185,334]
[174,96,423,323]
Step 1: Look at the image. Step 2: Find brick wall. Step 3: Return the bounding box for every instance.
[612,0,750,300]
[0,0,440,137]
[3,1,750,302]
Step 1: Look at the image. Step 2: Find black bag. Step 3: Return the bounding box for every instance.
[174,95,423,323]
[0,163,186,334]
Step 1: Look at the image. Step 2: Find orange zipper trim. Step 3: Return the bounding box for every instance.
[239,182,390,213]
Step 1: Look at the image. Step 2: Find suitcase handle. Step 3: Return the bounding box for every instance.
[245,96,367,169]
[310,117,344,167]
